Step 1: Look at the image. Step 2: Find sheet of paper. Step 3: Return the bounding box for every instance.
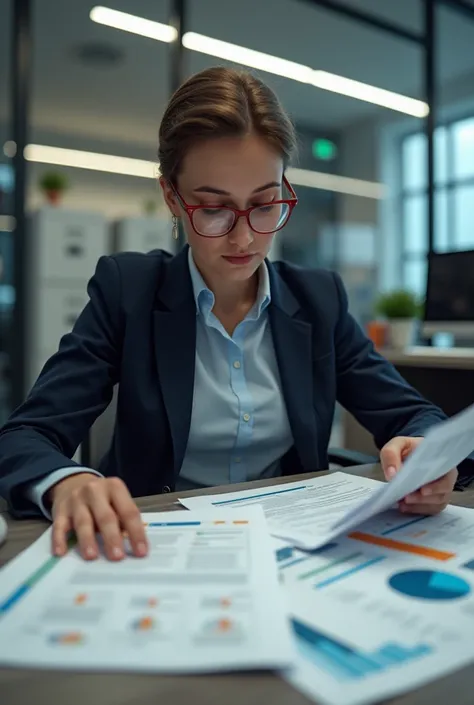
[332,402,474,537]
[282,503,474,705]
[179,472,381,550]
[0,507,294,674]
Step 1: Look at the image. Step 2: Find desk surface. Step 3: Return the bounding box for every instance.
[381,346,474,370]
[2,465,474,705]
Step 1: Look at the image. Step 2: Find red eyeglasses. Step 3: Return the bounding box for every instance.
[169,176,298,238]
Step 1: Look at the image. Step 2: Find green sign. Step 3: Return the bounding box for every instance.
[312,139,337,161]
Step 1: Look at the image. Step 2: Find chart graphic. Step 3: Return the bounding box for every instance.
[292,618,432,681]
[388,570,471,601]
[132,616,156,632]
[49,631,85,646]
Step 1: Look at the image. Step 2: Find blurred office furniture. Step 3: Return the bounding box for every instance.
[113,216,173,254]
[422,250,474,341]
[343,346,474,459]
[25,207,108,390]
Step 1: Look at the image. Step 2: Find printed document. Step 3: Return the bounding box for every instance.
[0,507,294,673]
[181,404,474,550]
[280,503,474,705]
[180,472,381,549]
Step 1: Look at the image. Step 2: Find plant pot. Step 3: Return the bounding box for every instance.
[45,189,62,206]
[388,318,416,349]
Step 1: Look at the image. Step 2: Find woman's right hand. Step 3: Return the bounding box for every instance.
[48,474,149,561]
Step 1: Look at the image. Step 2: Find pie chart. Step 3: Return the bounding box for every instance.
[389,570,470,601]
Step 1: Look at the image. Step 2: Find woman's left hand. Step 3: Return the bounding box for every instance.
[380,436,458,515]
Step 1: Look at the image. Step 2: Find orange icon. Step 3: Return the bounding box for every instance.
[217,618,232,632]
[138,616,154,631]
[220,598,232,608]
[74,593,87,605]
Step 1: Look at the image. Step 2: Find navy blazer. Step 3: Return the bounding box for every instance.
[0,247,456,517]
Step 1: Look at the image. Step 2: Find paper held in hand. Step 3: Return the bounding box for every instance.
[180,403,474,550]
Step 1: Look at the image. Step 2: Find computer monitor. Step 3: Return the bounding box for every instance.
[422,250,474,339]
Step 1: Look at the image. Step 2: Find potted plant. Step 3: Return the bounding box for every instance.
[39,170,69,206]
[375,290,421,349]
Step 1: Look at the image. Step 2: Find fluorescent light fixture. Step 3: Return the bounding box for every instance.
[25,144,156,179]
[90,6,429,117]
[287,167,385,199]
[23,144,385,199]
[182,32,314,84]
[0,215,16,232]
[89,6,177,43]
[311,71,428,118]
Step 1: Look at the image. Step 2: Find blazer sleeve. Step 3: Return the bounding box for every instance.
[332,272,447,449]
[0,255,123,518]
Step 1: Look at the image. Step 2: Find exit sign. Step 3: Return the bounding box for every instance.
[312,138,337,161]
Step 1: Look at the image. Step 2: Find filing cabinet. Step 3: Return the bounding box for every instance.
[113,216,173,254]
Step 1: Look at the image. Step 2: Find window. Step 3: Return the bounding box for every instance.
[400,118,474,296]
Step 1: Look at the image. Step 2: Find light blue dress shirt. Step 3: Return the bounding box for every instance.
[27,250,294,516]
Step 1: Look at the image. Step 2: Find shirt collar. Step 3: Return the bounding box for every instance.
[187,247,271,320]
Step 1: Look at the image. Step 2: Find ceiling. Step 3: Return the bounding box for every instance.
[1,0,474,157]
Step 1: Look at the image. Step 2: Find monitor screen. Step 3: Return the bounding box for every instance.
[425,250,474,322]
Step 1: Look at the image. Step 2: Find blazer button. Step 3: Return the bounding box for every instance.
[162,485,171,493]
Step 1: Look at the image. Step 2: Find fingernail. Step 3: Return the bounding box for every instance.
[54,545,63,556]
[86,546,97,559]
[422,487,432,496]
[113,547,123,559]
[137,542,148,556]
[386,466,396,479]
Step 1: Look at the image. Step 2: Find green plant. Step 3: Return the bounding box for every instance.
[39,170,69,193]
[375,290,421,320]
[143,198,157,215]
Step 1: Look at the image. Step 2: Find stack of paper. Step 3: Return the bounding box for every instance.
[0,507,293,673]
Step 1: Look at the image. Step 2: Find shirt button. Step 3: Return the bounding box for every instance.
[162,485,171,493]
[243,413,251,422]
[233,360,241,369]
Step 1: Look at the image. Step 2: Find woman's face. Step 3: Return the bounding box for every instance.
[160,133,284,286]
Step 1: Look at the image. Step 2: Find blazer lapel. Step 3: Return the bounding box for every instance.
[268,264,319,471]
[153,247,196,475]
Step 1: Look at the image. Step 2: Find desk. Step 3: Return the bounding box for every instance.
[2,465,474,705]
[342,347,474,457]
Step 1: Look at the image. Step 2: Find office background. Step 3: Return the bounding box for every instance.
[1,0,474,437]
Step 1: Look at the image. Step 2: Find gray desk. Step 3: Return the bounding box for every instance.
[1,465,474,705]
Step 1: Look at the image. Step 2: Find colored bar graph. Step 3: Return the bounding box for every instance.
[298,552,362,581]
[382,516,426,536]
[348,531,455,561]
[1,535,77,617]
[276,546,294,562]
[292,618,433,682]
[315,556,385,589]
[212,485,307,505]
[147,521,201,527]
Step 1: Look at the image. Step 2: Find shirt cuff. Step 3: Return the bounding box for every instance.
[26,467,104,521]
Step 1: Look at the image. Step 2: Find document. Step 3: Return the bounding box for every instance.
[0,507,294,674]
[181,404,474,550]
[179,472,381,550]
[333,402,474,537]
[281,503,474,705]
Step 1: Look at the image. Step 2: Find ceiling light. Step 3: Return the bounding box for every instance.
[182,32,314,84]
[287,167,385,199]
[311,72,428,118]
[89,6,177,43]
[25,144,156,179]
[23,144,384,198]
[90,6,429,117]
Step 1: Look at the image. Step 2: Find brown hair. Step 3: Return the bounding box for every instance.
[158,67,297,183]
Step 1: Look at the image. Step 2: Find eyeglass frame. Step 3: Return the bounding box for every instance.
[168,175,298,238]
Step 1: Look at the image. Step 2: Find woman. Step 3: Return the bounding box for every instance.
[0,67,459,562]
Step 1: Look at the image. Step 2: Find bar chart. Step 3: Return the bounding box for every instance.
[292,618,433,682]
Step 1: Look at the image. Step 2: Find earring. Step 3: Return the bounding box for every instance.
[172,215,179,240]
